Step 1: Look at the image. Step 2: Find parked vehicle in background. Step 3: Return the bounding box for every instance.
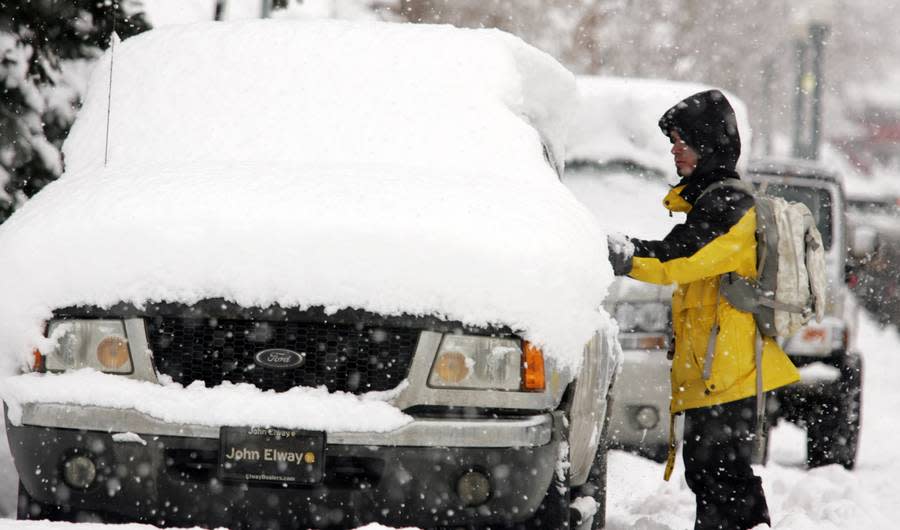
[564,77,752,462]
[847,196,900,327]
[0,20,619,529]
[746,158,863,469]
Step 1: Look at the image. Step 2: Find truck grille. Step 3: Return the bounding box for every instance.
[146,317,419,393]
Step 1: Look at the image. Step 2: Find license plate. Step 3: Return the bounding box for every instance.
[219,426,325,484]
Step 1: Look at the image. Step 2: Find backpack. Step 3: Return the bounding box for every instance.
[698,179,827,460]
[698,180,827,336]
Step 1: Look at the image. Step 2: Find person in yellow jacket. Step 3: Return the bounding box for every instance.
[607,90,800,530]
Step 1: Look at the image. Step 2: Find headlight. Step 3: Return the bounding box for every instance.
[428,334,524,391]
[44,320,134,374]
[615,302,669,332]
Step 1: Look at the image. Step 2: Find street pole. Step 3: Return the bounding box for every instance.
[808,22,829,160]
[793,37,808,159]
[761,56,775,156]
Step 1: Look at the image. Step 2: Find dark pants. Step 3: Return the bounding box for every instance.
[683,396,771,530]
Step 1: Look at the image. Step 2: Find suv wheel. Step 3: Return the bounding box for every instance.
[806,353,863,469]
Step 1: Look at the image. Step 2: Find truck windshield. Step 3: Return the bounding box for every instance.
[756,184,833,250]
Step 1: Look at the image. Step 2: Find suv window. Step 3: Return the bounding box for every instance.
[756,183,834,250]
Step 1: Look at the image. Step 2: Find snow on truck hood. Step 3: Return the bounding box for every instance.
[0,20,613,376]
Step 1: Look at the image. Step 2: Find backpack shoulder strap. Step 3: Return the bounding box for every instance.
[696,179,754,204]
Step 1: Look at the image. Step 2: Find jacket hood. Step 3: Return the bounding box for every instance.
[658,89,741,181]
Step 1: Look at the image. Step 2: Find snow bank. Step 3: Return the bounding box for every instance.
[567,77,752,183]
[0,20,608,375]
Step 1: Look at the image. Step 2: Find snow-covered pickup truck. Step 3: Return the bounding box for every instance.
[747,158,863,469]
[0,20,620,529]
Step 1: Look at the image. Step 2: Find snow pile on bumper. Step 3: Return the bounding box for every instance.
[1,369,411,432]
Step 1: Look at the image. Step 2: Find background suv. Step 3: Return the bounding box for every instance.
[747,158,863,469]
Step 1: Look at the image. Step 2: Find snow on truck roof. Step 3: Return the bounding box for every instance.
[63,19,573,180]
[567,76,752,181]
[0,20,612,375]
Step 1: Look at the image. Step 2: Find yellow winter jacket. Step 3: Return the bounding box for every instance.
[629,181,800,413]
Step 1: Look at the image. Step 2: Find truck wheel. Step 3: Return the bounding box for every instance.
[807,354,863,469]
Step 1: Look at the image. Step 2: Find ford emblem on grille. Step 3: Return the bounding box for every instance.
[254,349,306,369]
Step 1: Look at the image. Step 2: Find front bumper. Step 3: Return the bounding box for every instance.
[7,404,560,528]
[608,349,672,461]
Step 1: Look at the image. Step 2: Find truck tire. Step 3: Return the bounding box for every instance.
[806,353,863,469]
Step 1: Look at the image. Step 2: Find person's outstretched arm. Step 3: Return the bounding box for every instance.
[617,187,755,285]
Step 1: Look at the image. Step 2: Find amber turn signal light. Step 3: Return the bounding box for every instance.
[32,349,45,373]
[522,341,545,391]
